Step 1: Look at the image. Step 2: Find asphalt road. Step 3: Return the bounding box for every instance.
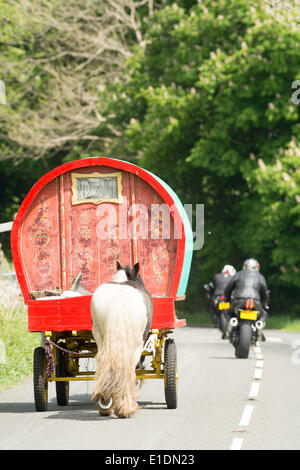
[0,326,300,450]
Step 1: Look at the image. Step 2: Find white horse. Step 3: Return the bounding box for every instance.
[91,262,153,418]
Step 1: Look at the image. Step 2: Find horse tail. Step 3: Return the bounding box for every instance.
[91,286,147,418]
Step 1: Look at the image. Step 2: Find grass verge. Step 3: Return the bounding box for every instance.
[265,315,300,332]
[0,303,39,393]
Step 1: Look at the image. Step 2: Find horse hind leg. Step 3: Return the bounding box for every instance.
[93,386,138,419]
[114,385,140,419]
[114,344,145,418]
[95,396,114,417]
[92,354,114,417]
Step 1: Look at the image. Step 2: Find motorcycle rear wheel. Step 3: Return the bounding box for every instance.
[219,313,227,335]
[235,322,252,359]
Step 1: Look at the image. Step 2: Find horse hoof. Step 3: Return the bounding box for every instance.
[98,397,113,410]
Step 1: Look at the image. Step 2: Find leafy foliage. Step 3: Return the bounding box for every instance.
[98,0,300,314]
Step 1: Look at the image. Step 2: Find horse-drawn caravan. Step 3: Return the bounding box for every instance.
[11,157,193,416]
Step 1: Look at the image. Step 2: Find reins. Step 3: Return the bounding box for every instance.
[44,340,93,378]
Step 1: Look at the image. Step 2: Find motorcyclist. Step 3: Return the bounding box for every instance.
[204,265,236,327]
[224,258,270,325]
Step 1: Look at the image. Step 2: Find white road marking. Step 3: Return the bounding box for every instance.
[231,343,265,450]
[239,405,254,427]
[254,368,263,380]
[230,438,244,450]
[248,382,260,400]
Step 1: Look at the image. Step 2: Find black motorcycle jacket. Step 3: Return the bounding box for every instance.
[212,272,233,297]
[224,270,269,305]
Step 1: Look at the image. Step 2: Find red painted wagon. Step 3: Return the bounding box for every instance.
[11,157,193,411]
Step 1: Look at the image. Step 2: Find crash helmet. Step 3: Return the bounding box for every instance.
[243,258,260,271]
[222,265,236,276]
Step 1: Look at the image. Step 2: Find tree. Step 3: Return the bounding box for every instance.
[0,0,164,161]
[0,0,170,256]
[98,0,300,314]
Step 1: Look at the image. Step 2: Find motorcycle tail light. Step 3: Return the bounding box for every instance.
[245,299,255,309]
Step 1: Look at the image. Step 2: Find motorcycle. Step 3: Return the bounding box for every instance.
[223,298,266,359]
[204,284,229,332]
[217,296,230,334]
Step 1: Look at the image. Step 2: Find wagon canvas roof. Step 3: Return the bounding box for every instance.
[11,157,193,303]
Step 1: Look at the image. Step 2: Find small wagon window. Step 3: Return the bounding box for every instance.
[71,172,122,205]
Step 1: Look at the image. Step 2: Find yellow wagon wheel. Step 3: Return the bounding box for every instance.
[33,347,48,411]
[164,338,178,409]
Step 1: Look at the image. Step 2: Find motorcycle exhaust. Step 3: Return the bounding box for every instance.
[255,320,265,342]
[224,317,238,339]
